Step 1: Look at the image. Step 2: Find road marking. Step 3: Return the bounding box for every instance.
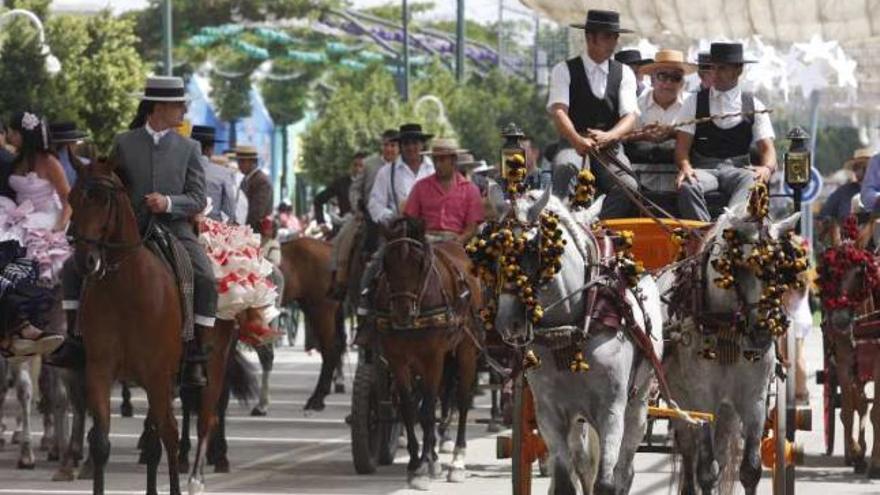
[208,444,351,491]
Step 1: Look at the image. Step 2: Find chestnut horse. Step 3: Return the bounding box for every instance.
[374,217,482,490]
[278,237,345,411]
[68,158,183,495]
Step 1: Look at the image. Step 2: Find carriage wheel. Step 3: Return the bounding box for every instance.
[351,362,381,474]
[823,348,838,457]
[512,375,533,495]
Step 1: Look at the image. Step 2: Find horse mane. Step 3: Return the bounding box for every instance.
[523,189,590,262]
[388,216,426,243]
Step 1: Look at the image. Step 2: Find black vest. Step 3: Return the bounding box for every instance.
[693,88,754,159]
[566,57,622,133]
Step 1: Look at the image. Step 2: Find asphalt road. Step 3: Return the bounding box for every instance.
[0,327,878,495]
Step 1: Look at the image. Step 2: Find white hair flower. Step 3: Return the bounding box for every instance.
[21,112,40,131]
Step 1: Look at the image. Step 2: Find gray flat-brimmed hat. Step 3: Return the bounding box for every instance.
[138,76,191,102]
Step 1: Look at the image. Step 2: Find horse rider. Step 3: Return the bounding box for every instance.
[547,9,640,219]
[355,123,434,343]
[675,42,777,222]
[614,49,653,95]
[623,49,694,193]
[236,145,273,233]
[328,130,399,299]
[315,151,363,237]
[191,125,237,223]
[49,121,90,187]
[51,76,216,388]
[404,138,484,244]
[816,148,872,246]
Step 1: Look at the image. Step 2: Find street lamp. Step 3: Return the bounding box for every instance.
[784,126,812,204]
[0,9,61,76]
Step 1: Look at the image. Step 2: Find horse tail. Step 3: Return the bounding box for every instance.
[718,414,742,495]
[226,346,259,405]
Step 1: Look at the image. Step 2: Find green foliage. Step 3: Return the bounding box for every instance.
[0,10,145,153]
[362,1,435,21]
[3,0,50,19]
[300,61,554,185]
[260,58,319,125]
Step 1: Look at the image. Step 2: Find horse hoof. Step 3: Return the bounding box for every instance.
[430,461,444,479]
[447,467,467,483]
[854,458,867,474]
[120,402,134,418]
[250,406,267,417]
[439,440,455,454]
[187,478,205,495]
[52,466,77,482]
[408,474,431,491]
[334,383,345,394]
[17,459,35,470]
[214,457,230,473]
[303,397,326,412]
[867,465,880,479]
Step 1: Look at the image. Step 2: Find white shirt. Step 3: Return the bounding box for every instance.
[368,157,435,225]
[546,54,639,117]
[637,89,683,127]
[677,85,774,143]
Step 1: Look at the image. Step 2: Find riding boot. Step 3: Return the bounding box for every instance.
[181,325,209,389]
[45,311,86,369]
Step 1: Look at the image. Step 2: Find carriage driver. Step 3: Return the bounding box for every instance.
[547,9,640,219]
[403,138,484,244]
[675,42,777,222]
[354,123,435,344]
[50,76,216,389]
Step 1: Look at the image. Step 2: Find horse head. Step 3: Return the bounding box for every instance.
[68,154,138,277]
[493,188,587,345]
[379,216,433,329]
[703,201,801,332]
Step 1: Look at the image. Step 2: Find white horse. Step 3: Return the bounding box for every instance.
[492,188,663,494]
[658,202,800,495]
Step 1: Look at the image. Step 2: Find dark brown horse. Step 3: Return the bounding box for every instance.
[68,158,182,495]
[278,237,345,411]
[374,217,482,490]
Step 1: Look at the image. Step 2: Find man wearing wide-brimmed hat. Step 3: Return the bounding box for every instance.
[54,76,214,388]
[614,49,653,95]
[695,52,714,91]
[547,9,640,219]
[49,121,90,187]
[625,49,695,192]
[816,148,872,245]
[191,125,237,223]
[236,144,272,233]
[675,42,777,222]
[367,123,435,226]
[405,138,484,243]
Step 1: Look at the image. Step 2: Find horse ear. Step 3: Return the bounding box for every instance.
[770,212,801,240]
[526,187,551,224]
[577,194,605,225]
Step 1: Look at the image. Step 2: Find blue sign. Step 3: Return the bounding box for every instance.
[783,166,823,204]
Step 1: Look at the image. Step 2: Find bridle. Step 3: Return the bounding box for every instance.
[69,176,145,279]
[379,236,451,329]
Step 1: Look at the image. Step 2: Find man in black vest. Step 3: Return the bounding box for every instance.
[547,9,640,219]
[675,42,776,221]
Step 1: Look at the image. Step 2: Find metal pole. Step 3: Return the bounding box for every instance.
[162,0,173,75]
[533,14,539,82]
[497,0,503,70]
[455,0,465,82]
[402,0,410,102]
[280,125,289,202]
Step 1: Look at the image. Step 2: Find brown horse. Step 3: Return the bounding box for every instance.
[278,237,345,411]
[820,251,879,475]
[68,158,182,495]
[374,217,482,490]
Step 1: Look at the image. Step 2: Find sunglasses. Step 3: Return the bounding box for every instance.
[654,72,684,83]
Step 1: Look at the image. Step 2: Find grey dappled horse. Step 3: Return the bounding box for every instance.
[658,203,800,495]
[492,188,663,495]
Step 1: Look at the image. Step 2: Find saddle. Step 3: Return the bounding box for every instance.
[145,224,194,341]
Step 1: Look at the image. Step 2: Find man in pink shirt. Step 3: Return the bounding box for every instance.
[404,138,484,243]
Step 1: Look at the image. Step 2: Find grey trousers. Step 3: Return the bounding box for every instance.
[551,145,638,219]
[677,156,756,222]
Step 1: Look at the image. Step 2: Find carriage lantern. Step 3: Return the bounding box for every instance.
[500,122,527,180]
[784,126,811,191]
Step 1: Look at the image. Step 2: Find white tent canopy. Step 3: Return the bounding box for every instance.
[520,0,880,44]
